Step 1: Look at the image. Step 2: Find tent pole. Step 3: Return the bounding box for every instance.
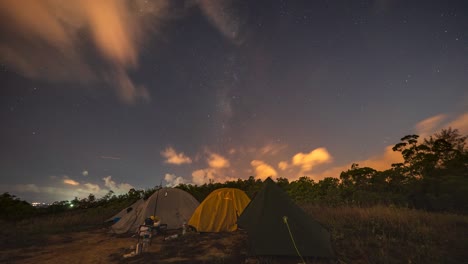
[153,180,162,217]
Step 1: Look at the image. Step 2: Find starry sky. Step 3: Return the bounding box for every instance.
[1,0,467,203]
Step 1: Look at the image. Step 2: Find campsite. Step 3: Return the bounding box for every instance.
[1,174,468,264]
[1,0,468,263]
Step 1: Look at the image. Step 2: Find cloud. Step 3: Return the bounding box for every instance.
[164,173,187,187]
[0,0,174,104]
[310,145,405,181]
[415,114,447,138]
[103,176,134,194]
[259,143,288,156]
[188,144,286,185]
[189,151,234,185]
[283,148,333,172]
[250,160,277,180]
[161,147,192,165]
[414,112,468,139]
[191,168,236,185]
[192,169,215,185]
[278,161,289,170]
[1,176,134,202]
[0,0,247,104]
[308,112,468,182]
[63,179,80,186]
[355,145,404,171]
[207,153,230,169]
[446,112,468,134]
[79,183,101,195]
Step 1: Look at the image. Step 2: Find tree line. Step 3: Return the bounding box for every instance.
[181,128,467,212]
[1,128,467,221]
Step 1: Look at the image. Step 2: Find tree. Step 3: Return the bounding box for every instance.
[340,163,377,189]
[288,176,316,202]
[0,192,36,221]
[392,128,468,211]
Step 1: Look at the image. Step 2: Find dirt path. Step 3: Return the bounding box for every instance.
[0,229,249,264]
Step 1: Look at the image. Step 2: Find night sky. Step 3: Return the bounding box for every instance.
[1,0,467,203]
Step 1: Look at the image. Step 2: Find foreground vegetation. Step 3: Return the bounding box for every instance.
[1,203,466,264]
[304,205,467,264]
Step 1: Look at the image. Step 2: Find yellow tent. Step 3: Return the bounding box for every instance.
[188,188,251,232]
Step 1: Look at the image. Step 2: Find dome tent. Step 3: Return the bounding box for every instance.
[237,178,335,258]
[111,187,199,234]
[105,199,144,223]
[188,188,250,232]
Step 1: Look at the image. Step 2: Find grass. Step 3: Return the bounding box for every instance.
[1,204,467,264]
[301,205,468,264]
[0,204,122,248]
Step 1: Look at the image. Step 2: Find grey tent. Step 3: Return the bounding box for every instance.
[106,199,144,223]
[237,178,335,258]
[111,187,199,234]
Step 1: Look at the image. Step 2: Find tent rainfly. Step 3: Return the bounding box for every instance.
[111,187,199,234]
[188,188,250,232]
[106,199,144,223]
[237,178,335,258]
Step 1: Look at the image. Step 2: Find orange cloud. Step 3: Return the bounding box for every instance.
[63,179,80,186]
[278,161,289,170]
[207,153,230,169]
[0,0,246,104]
[415,114,447,139]
[414,112,468,139]
[250,160,277,180]
[191,168,236,185]
[311,145,404,181]
[447,112,468,134]
[291,148,333,172]
[0,0,172,103]
[161,147,192,165]
[189,151,234,185]
[309,112,468,182]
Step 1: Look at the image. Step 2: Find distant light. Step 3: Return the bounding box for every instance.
[32,202,49,207]
[70,204,74,208]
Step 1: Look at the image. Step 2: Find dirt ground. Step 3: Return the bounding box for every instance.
[0,227,320,264]
[0,228,252,264]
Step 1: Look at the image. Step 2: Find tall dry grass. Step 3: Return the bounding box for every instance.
[0,205,120,248]
[302,205,468,264]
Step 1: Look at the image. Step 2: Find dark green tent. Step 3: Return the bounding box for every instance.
[237,178,335,258]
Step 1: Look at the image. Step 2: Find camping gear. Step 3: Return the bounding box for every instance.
[144,217,154,226]
[111,187,199,234]
[237,178,335,258]
[137,225,152,251]
[135,243,142,255]
[188,188,250,232]
[182,221,187,235]
[164,234,179,241]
